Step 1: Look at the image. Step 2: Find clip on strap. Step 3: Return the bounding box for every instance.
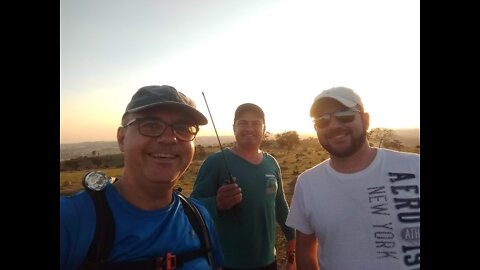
[156,252,177,270]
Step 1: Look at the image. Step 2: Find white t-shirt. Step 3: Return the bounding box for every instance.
[286,148,420,270]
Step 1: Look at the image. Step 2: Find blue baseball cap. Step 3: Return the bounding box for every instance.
[124,85,208,125]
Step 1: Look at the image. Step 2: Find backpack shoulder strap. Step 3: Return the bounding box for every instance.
[80,188,115,270]
[175,190,214,268]
[80,185,214,270]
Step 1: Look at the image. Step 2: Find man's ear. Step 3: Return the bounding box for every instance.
[117,126,126,152]
[362,112,370,131]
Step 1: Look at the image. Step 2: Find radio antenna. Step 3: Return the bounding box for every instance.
[201,92,235,183]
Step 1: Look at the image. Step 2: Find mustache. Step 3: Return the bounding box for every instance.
[326,127,351,138]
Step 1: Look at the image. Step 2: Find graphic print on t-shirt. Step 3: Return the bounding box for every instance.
[265,174,278,194]
[367,171,420,269]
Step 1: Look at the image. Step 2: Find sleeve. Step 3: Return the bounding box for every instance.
[285,179,314,235]
[272,157,295,241]
[411,153,420,194]
[60,194,96,270]
[190,154,223,221]
[60,197,75,270]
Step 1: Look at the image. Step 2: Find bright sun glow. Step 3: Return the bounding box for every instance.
[60,0,419,144]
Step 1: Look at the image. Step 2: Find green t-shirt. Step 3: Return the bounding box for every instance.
[190,148,294,268]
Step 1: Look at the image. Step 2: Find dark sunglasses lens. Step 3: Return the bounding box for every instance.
[314,110,358,129]
[336,114,355,123]
[315,117,330,129]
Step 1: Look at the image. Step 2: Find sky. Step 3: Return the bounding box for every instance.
[60,0,419,144]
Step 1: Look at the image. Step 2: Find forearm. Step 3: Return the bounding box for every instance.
[296,230,320,270]
[276,184,295,240]
[191,161,223,219]
[296,252,319,270]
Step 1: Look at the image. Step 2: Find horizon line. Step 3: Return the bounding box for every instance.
[61,127,419,145]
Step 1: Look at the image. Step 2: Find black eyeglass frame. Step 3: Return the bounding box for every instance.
[124,117,199,141]
[313,108,362,130]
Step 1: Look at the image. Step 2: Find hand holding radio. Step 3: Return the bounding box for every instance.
[216,177,242,210]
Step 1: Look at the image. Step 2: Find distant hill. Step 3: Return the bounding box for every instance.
[60,136,236,161]
[194,135,236,147]
[60,141,120,161]
[60,129,419,160]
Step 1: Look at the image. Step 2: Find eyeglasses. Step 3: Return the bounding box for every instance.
[313,108,362,130]
[124,117,199,141]
[235,120,264,129]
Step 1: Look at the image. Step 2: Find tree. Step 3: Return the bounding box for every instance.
[64,159,80,171]
[275,131,300,153]
[194,144,207,160]
[91,156,103,168]
[367,128,395,148]
[262,131,273,147]
[384,139,404,150]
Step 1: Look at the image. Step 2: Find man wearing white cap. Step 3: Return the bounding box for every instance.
[286,86,420,270]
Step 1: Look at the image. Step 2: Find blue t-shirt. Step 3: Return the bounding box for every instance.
[60,184,223,270]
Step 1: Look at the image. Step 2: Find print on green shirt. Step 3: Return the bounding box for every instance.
[265,174,278,194]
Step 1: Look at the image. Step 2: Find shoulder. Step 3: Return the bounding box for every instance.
[202,150,225,163]
[178,195,216,232]
[378,148,419,163]
[302,159,329,176]
[60,191,95,270]
[296,160,330,184]
[263,151,276,159]
[183,196,215,225]
[377,148,420,177]
[61,190,98,238]
[60,190,95,218]
[186,196,211,217]
[262,151,280,164]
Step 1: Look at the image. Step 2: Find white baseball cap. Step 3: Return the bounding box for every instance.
[310,86,364,117]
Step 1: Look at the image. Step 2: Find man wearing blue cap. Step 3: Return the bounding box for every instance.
[60,85,224,270]
[286,86,420,270]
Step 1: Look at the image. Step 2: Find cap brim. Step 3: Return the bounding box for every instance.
[310,97,357,117]
[128,102,208,125]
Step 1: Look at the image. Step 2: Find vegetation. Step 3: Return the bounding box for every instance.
[367,128,403,148]
[275,131,301,153]
[60,130,419,268]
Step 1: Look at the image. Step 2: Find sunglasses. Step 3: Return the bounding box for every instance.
[313,108,362,129]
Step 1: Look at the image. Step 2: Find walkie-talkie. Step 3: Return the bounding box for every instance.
[202,92,241,212]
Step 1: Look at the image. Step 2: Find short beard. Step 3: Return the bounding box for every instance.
[321,128,367,158]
